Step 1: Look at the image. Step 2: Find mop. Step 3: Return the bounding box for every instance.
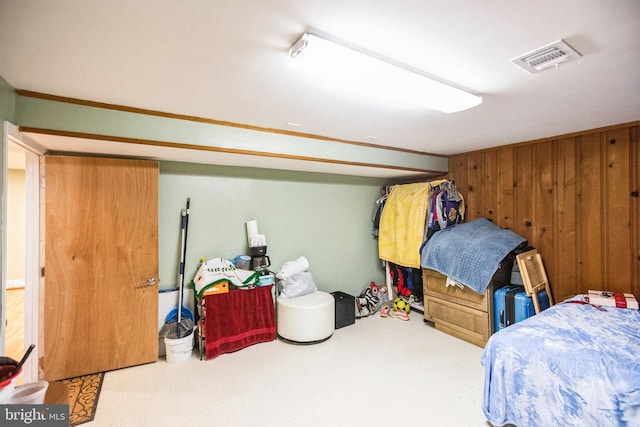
[164,197,195,324]
[161,198,195,344]
[174,198,193,338]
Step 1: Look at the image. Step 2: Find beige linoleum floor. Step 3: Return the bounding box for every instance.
[90,310,492,427]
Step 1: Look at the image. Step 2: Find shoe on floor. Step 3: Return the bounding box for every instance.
[388,310,409,321]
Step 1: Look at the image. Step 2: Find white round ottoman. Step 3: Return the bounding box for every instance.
[277,291,335,343]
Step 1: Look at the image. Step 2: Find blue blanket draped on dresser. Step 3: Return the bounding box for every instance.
[420,218,526,294]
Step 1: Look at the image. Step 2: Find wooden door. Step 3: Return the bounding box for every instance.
[43,155,159,381]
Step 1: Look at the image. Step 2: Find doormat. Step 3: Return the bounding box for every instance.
[61,372,105,426]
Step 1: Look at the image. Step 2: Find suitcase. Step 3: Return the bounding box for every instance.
[494,285,550,331]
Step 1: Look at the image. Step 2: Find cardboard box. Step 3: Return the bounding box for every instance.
[587,290,639,309]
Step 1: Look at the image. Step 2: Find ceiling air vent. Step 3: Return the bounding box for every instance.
[511,39,581,74]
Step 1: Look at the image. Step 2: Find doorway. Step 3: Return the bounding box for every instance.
[2,122,43,383]
[5,140,26,371]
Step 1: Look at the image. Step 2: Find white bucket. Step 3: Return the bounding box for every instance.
[164,331,194,364]
[7,381,49,404]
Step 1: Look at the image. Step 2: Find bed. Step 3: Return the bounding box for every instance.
[481,295,640,426]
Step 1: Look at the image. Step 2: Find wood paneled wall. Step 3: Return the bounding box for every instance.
[447,122,640,301]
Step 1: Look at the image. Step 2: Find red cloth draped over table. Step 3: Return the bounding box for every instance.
[204,285,276,359]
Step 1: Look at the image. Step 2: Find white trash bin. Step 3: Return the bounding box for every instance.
[164,329,195,364]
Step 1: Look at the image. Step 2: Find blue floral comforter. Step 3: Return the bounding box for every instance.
[481,296,640,426]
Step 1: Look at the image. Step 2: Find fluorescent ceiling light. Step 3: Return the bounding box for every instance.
[288,33,482,113]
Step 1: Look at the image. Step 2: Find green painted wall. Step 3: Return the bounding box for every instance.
[0,76,14,123]
[5,86,397,323]
[159,162,386,296]
[11,91,435,298]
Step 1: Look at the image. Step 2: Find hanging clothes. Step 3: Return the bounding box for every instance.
[426,180,465,241]
[378,182,441,268]
[436,181,465,229]
[377,179,462,268]
[371,186,390,239]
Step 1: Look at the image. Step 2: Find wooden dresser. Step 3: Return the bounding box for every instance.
[422,268,494,347]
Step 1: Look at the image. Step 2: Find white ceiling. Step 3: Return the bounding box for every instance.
[1,1,640,163]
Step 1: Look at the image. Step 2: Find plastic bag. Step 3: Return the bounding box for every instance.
[276,256,310,280]
[279,272,317,299]
[193,257,260,298]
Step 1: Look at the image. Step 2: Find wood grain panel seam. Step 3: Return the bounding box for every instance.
[600,131,608,288]
[630,126,640,299]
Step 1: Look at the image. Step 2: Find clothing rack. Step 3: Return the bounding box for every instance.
[376,180,465,313]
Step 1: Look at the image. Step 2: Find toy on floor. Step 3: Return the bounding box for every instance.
[380,296,410,321]
[355,282,387,318]
[393,296,410,313]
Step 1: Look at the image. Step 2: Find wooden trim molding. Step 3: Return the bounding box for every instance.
[18,127,444,175]
[15,89,446,158]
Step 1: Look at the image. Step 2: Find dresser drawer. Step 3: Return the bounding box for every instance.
[424,296,490,347]
[422,268,489,312]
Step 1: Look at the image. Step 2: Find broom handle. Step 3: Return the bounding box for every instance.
[177,208,187,324]
[181,199,190,301]
[183,199,190,277]
[178,198,190,323]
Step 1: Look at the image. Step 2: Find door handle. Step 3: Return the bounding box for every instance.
[136,277,157,288]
